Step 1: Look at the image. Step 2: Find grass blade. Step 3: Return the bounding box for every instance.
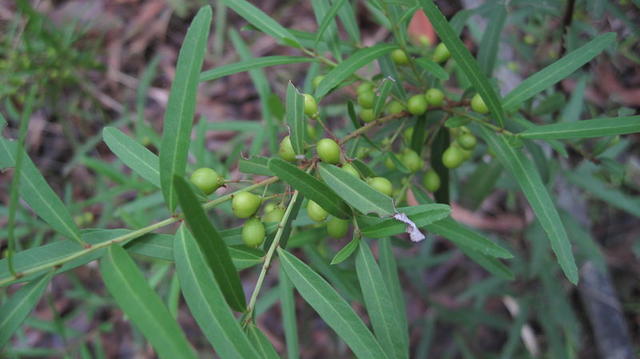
[286,82,306,155]
[564,169,640,217]
[159,6,212,212]
[200,56,313,82]
[103,127,160,187]
[519,116,640,140]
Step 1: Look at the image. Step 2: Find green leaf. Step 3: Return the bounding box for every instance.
[0,138,81,243]
[373,78,395,118]
[519,116,640,140]
[159,6,212,212]
[279,266,300,359]
[315,44,396,100]
[238,156,273,176]
[268,158,351,219]
[419,0,507,127]
[278,248,389,359]
[318,163,394,216]
[330,236,360,265]
[200,56,313,82]
[477,126,578,284]
[351,158,376,178]
[286,82,306,155]
[415,58,450,81]
[355,241,407,359]
[336,0,360,43]
[244,324,280,359]
[103,127,160,187]
[315,0,347,45]
[564,169,640,217]
[477,2,506,76]
[502,32,616,111]
[100,245,197,359]
[359,204,451,238]
[221,0,299,46]
[173,226,259,358]
[377,238,409,352]
[173,176,246,311]
[0,272,52,348]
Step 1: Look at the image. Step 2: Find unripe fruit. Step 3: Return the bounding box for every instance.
[316,138,341,164]
[433,43,451,63]
[306,125,318,141]
[386,100,405,115]
[423,170,441,192]
[456,133,477,150]
[367,177,393,196]
[263,206,285,223]
[384,157,396,170]
[391,49,410,65]
[279,136,296,162]
[357,82,374,94]
[312,75,325,90]
[190,168,224,195]
[342,163,360,178]
[232,192,262,218]
[242,218,266,248]
[360,108,375,123]
[357,91,375,109]
[263,202,276,214]
[425,88,445,106]
[471,94,489,114]
[401,149,424,173]
[326,217,349,238]
[407,94,428,115]
[442,146,465,169]
[303,94,318,116]
[307,200,328,222]
[403,127,414,144]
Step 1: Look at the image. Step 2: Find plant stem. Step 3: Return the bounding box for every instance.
[0,177,279,287]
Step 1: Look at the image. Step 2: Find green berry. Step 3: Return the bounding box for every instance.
[471,94,489,114]
[312,75,325,90]
[391,49,410,65]
[403,127,414,144]
[358,91,376,109]
[190,168,224,195]
[307,200,328,222]
[407,95,428,115]
[232,192,262,218]
[342,163,360,178]
[306,125,318,141]
[384,156,396,170]
[360,108,375,123]
[425,88,445,106]
[367,177,393,196]
[279,136,297,162]
[423,170,441,192]
[242,218,266,248]
[386,100,405,115]
[303,94,318,116]
[433,43,451,63]
[263,206,285,223]
[401,149,424,173]
[442,146,465,169]
[326,217,349,238]
[357,82,374,94]
[316,138,341,164]
[456,133,477,150]
[263,202,276,214]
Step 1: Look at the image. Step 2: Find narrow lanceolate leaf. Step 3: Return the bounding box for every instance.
[100,245,197,359]
[173,226,260,359]
[419,0,507,127]
[330,236,360,265]
[564,170,640,218]
[477,2,506,76]
[359,204,451,239]
[221,0,299,47]
[0,138,81,243]
[373,79,395,117]
[245,324,280,359]
[355,241,408,359]
[0,272,52,348]
[415,58,450,81]
[103,127,160,187]
[502,32,616,111]
[318,163,394,216]
[173,176,246,311]
[315,44,396,100]
[238,156,273,176]
[519,116,640,140]
[477,126,578,283]
[378,239,409,352]
[286,82,306,155]
[268,158,351,219]
[279,266,300,359]
[159,6,212,212]
[278,248,389,359]
[200,56,312,82]
[315,0,348,45]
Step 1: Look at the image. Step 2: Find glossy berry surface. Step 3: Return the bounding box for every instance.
[433,43,451,63]
[341,163,360,178]
[401,149,424,173]
[357,91,375,109]
[360,108,375,123]
[403,127,414,144]
[241,218,266,248]
[190,168,223,195]
[307,200,328,222]
[457,133,477,150]
[423,170,441,192]
[232,192,262,218]
[391,49,410,65]
[326,217,349,238]
[442,146,465,169]
[407,95,428,115]
[386,100,405,115]
[312,75,325,90]
[278,136,296,162]
[425,88,445,106]
[316,138,341,164]
[303,94,318,116]
[357,82,374,94]
[263,206,285,223]
[471,94,489,114]
[367,177,393,196]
